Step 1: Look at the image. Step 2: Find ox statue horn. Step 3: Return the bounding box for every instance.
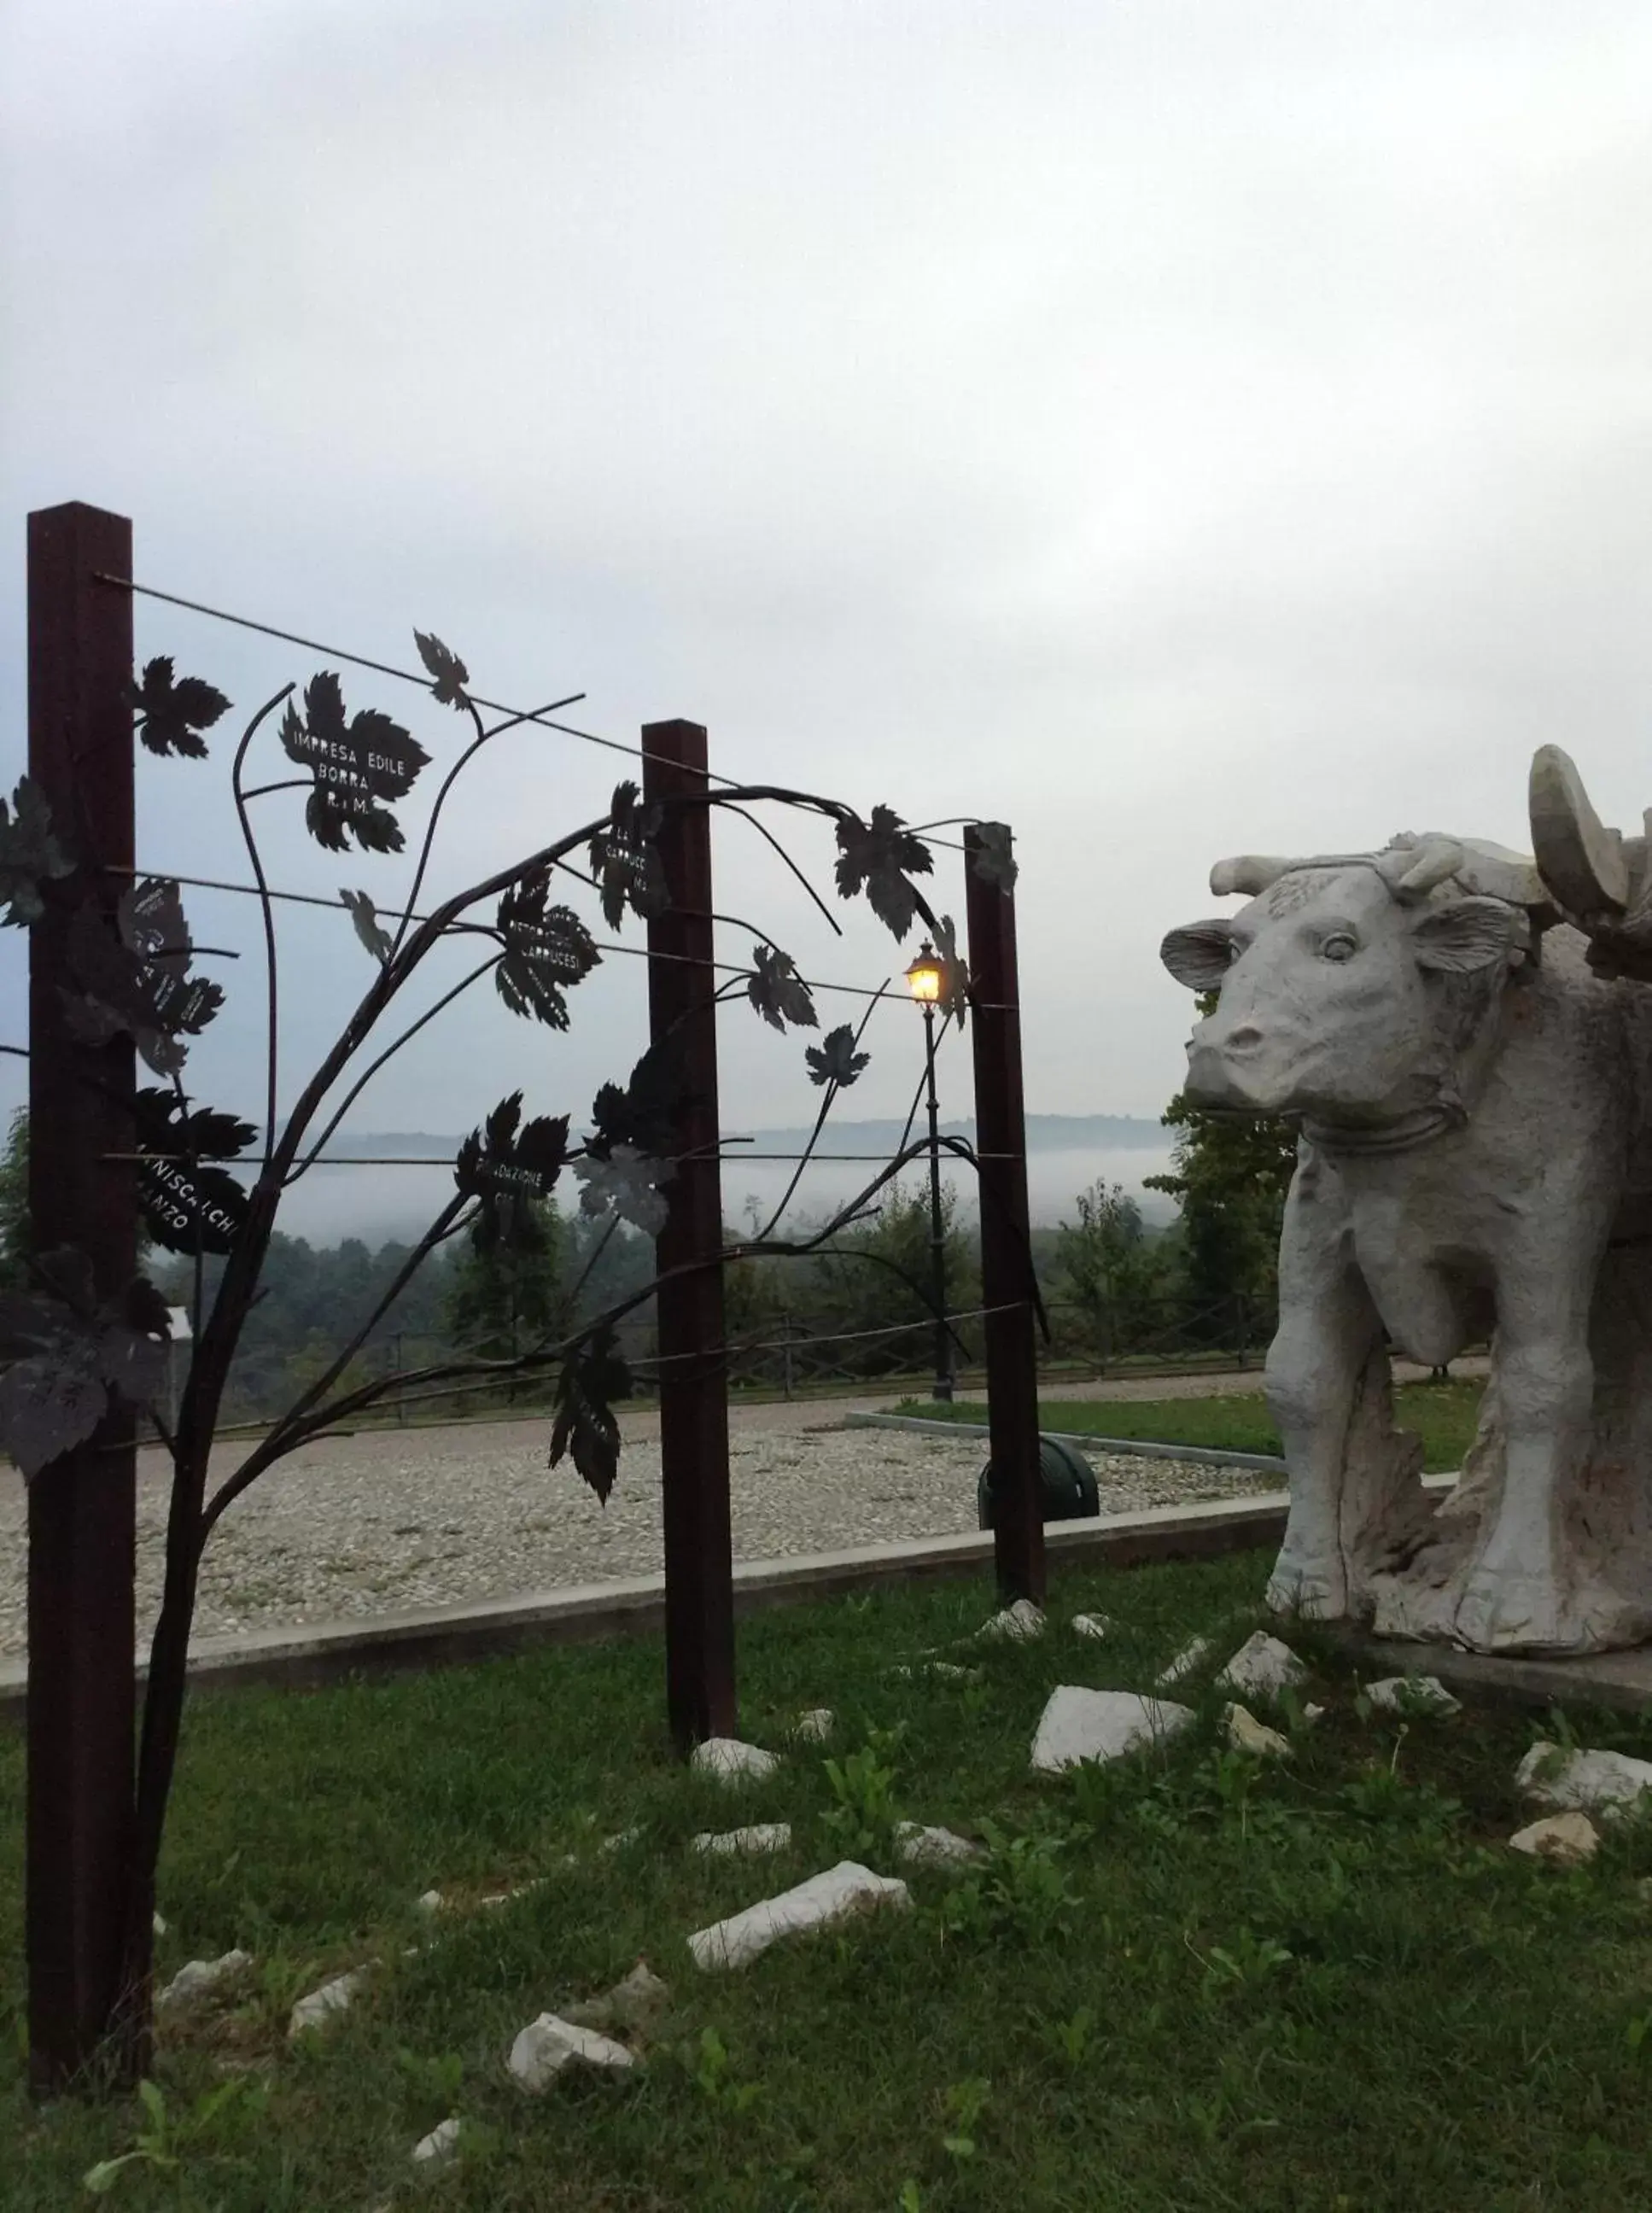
[1530,745,1630,920]
[1210,855,1295,897]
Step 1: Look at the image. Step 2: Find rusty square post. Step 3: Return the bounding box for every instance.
[643,720,736,1750]
[26,502,142,2089]
[964,820,1046,1604]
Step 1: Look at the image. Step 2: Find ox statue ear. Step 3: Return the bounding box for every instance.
[1160,920,1238,992]
[1410,896,1522,975]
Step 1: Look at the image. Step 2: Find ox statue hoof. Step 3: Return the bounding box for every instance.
[1266,1553,1347,1622]
[1453,1568,1569,1655]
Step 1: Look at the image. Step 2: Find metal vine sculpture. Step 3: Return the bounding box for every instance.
[2,625,1019,2063]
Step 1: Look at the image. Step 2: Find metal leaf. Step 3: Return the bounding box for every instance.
[135,1090,257,1163]
[833,806,934,941]
[340,889,393,964]
[746,943,818,1033]
[130,657,231,759]
[454,1092,569,1252]
[0,777,73,927]
[413,629,470,709]
[39,1247,100,1313]
[588,780,668,930]
[134,1090,252,1255]
[804,1024,871,1089]
[572,1144,673,1236]
[0,1346,107,1480]
[67,886,222,1074]
[932,914,968,1026]
[548,1323,631,1504]
[282,674,429,854]
[0,1262,172,1479]
[117,878,191,966]
[970,820,1017,892]
[587,1037,685,1159]
[494,875,600,1028]
[97,1318,169,1406]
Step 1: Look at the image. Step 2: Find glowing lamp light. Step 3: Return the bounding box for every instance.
[904,942,945,1006]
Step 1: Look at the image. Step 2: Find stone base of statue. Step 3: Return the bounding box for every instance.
[1318,1246,1652,1655]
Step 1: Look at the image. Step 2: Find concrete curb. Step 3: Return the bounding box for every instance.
[1334,1631,1652,1717]
[0,1492,1291,1720]
[844,1409,1289,1474]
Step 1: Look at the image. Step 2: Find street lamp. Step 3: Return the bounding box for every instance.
[904,940,953,1402]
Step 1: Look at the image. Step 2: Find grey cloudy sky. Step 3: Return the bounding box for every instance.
[4,1,1651,1217]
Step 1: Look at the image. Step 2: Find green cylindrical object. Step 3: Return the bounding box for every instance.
[977,1435,1100,1529]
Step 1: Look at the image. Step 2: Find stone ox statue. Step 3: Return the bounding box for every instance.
[1160,746,1652,1654]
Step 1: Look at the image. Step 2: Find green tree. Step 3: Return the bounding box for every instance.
[0,1108,28,1289]
[799,1181,980,1379]
[444,1200,568,1398]
[1146,996,1298,1351]
[1054,1180,1161,1364]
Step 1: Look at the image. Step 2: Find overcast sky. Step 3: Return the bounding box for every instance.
[5,3,1652,1228]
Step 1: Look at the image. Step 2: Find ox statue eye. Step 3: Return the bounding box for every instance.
[1322,932,1357,963]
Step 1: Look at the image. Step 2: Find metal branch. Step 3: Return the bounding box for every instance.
[284,952,505,1184]
[228,684,297,1170]
[388,692,575,964]
[752,980,892,1241]
[201,1194,474,1531]
[716,802,844,935]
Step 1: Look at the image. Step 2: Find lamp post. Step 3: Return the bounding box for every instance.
[904,941,953,1403]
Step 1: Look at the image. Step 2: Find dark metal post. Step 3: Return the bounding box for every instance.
[921,1003,953,1401]
[964,821,1045,1604]
[26,502,142,2090]
[643,720,736,1752]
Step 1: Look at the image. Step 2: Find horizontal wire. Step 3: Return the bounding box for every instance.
[100,573,615,762]
[106,862,992,1005]
[96,572,970,846]
[627,1303,1019,1366]
[111,1145,1007,1170]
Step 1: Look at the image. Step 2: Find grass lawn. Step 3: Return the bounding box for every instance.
[895,1381,1485,1475]
[6,1550,1652,2210]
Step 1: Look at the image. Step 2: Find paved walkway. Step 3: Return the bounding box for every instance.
[0,1363,1480,1655]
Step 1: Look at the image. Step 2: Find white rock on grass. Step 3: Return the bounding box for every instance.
[793,1708,836,1743]
[692,1824,792,1857]
[1217,1632,1306,1699]
[415,1889,444,1917]
[599,1826,643,1856]
[564,1959,672,2037]
[412,2117,462,2167]
[1364,1674,1461,1718]
[289,1967,370,2038]
[978,1598,1046,1643]
[1509,1811,1600,1866]
[1030,1685,1194,1774]
[151,1912,168,1938]
[691,1737,779,1784]
[1516,1741,1652,1818]
[688,1860,910,1971]
[1157,1635,1215,1686]
[157,1949,252,2010]
[1225,1703,1292,1759]
[508,2013,637,2090]
[895,1821,987,1869]
[1070,1613,1113,1642]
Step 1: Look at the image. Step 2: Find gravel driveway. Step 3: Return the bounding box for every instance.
[0,1400,1282,1654]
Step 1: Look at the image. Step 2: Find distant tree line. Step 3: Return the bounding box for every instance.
[0,1071,1300,1421]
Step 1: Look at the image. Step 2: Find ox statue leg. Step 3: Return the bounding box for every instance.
[1453,1305,1595,1653]
[1264,1152,1383,1620]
